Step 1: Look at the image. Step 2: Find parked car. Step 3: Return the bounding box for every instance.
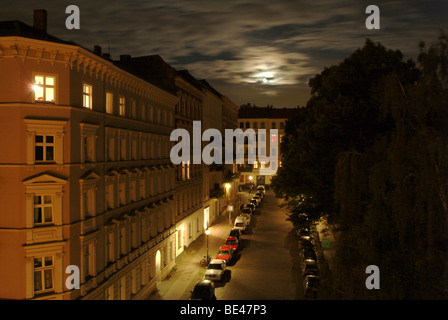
[257,185,265,195]
[303,275,319,299]
[234,216,247,233]
[229,228,242,242]
[190,279,216,300]
[246,203,256,214]
[250,199,258,207]
[241,208,253,215]
[252,195,261,205]
[216,245,234,265]
[256,191,264,200]
[301,247,317,260]
[225,236,239,251]
[298,238,314,250]
[204,259,226,282]
[301,259,318,277]
[239,213,251,226]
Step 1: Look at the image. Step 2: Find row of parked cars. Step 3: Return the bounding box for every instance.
[297,213,320,299]
[190,186,266,300]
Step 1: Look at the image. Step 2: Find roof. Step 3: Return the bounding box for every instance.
[0,20,76,45]
[238,106,301,119]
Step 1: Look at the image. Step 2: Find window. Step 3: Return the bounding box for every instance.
[106,92,113,114]
[34,195,53,225]
[79,171,100,219]
[245,122,250,128]
[253,122,258,129]
[80,123,99,164]
[131,99,136,119]
[240,122,244,129]
[35,134,54,162]
[33,256,54,293]
[83,84,92,109]
[24,173,66,231]
[271,134,277,143]
[272,122,276,129]
[25,119,67,165]
[261,122,265,129]
[280,122,284,129]
[33,75,55,103]
[119,96,126,117]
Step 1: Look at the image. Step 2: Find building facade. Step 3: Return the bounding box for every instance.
[237,105,300,187]
[0,10,240,299]
[0,11,177,300]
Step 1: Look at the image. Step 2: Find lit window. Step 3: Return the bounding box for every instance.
[119,96,126,116]
[34,195,53,225]
[106,92,113,114]
[33,75,55,103]
[35,134,55,162]
[83,84,92,109]
[271,134,277,143]
[33,256,54,293]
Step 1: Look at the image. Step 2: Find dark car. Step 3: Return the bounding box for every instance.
[301,247,317,260]
[250,199,258,207]
[246,203,256,214]
[241,208,252,215]
[304,275,319,299]
[298,238,313,250]
[256,191,264,200]
[229,228,242,242]
[190,280,216,300]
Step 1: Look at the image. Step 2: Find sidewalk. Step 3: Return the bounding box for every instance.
[147,191,252,300]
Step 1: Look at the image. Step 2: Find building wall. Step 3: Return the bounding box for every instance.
[0,36,178,300]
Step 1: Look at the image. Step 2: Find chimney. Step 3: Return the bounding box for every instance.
[94,45,102,56]
[33,9,47,34]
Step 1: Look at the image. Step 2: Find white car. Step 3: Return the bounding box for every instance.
[257,186,265,195]
[234,216,247,233]
[240,213,251,226]
[204,259,226,282]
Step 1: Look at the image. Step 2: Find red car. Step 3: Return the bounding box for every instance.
[225,237,239,251]
[216,245,234,265]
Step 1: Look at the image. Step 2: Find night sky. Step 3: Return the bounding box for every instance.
[1,0,447,108]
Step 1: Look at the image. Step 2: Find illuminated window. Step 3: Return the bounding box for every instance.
[33,256,54,293]
[271,134,277,143]
[83,84,92,109]
[35,134,55,162]
[119,96,126,117]
[33,75,55,103]
[34,195,53,225]
[106,92,113,114]
[253,160,258,169]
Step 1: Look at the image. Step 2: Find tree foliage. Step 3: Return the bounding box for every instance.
[272,34,448,298]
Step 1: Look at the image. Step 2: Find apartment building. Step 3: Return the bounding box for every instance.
[0,10,178,300]
[237,105,300,186]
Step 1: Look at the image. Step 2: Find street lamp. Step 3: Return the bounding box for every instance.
[205,228,210,263]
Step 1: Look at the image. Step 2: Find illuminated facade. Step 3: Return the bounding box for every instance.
[0,11,178,300]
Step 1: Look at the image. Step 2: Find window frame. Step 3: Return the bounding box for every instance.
[32,74,57,104]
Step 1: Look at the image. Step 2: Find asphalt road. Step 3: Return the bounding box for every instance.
[214,191,303,300]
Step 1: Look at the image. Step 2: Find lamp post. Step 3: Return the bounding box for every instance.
[205,228,210,263]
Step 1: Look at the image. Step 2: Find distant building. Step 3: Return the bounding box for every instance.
[237,105,300,186]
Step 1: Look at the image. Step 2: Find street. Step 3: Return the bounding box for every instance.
[148,190,304,300]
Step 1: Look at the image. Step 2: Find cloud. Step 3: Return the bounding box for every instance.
[1,0,447,107]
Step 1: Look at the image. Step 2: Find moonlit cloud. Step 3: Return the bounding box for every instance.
[1,0,447,107]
